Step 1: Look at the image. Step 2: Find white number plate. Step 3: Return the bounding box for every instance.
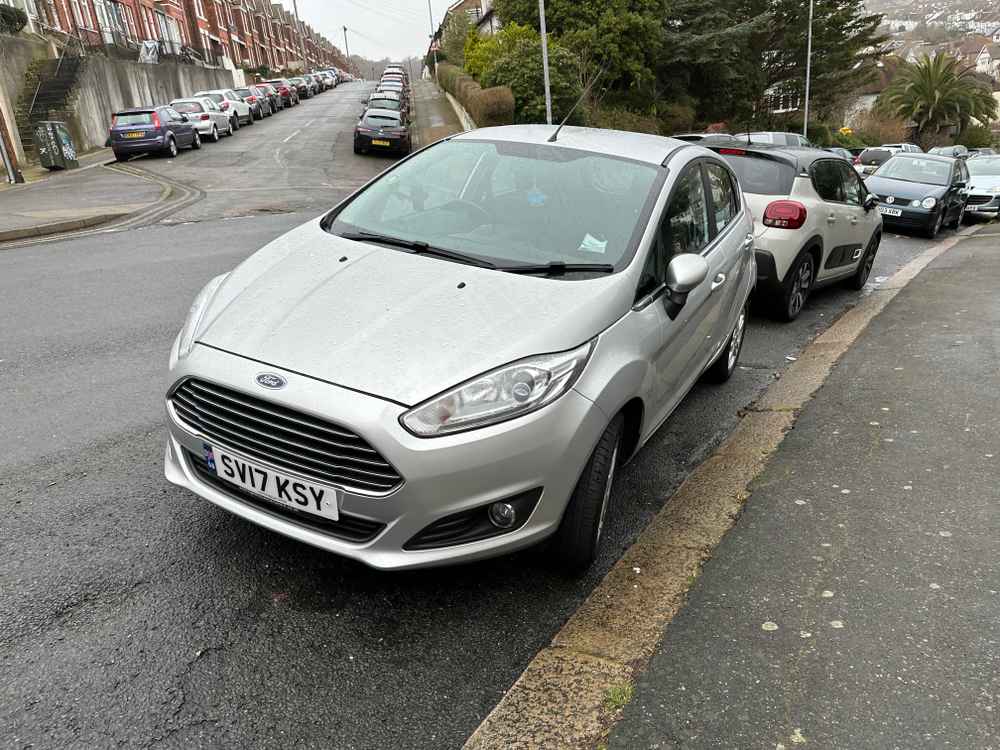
[878,206,902,217]
[204,444,339,520]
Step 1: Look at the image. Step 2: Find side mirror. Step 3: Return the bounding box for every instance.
[954,180,967,189]
[180,114,189,122]
[664,254,709,319]
[863,193,878,211]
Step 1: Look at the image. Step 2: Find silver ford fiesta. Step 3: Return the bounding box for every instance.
[164,125,755,571]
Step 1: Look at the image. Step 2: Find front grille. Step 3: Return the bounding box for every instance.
[170,378,403,495]
[966,194,995,206]
[186,450,386,543]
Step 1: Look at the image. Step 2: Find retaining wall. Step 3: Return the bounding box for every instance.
[67,56,235,153]
[0,34,50,166]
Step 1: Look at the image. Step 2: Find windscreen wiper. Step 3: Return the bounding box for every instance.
[339,232,496,269]
[497,262,615,276]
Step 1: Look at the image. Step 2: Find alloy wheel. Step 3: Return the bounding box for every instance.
[594,440,620,546]
[727,306,747,373]
[168,139,177,157]
[788,256,813,318]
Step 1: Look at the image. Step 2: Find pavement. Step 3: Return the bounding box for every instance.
[411,77,464,147]
[609,230,1000,748]
[1,75,993,749]
[0,153,163,241]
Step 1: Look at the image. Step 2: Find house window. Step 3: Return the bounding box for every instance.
[194,0,205,18]
[69,0,93,29]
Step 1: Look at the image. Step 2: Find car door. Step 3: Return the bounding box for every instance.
[702,160,751,355]
[206,99,226,131]
[835,160,875,269]
[954,159,970,220]
[809,159,855,281]
[638,161,724,433]
[166,108,192,145]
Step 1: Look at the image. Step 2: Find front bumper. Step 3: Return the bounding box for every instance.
[965,194,1000,216]
[876,204,936,232]
[164,344,608,570]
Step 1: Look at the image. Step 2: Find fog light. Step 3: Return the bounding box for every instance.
[488,501,516,529]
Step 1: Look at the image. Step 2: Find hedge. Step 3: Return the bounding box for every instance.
[0,6,28,34]
[436,62,514,128]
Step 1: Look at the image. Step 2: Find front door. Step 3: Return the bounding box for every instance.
[642,161,723,434]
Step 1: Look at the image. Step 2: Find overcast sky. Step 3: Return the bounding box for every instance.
[281,0,458,62]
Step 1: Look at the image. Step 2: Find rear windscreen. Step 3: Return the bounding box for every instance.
[370,99,400,110]
[364,115,400,128]
[172,102,204,113]
[235,89,252,97]
[719,154,795,195]
[861,149,892,164]
[115,113,153,126]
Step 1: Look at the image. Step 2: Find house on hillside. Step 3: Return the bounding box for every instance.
[976,44,1000,78]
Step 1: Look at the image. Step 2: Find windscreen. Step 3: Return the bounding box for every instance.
[875,157,951,186]
[171,102,204,114]
[330,139,660,268]
[967,157,1000,176]
[719,153,795,195]
[114,113,154,126]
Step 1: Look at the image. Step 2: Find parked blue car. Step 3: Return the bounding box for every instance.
[110,105,201,161]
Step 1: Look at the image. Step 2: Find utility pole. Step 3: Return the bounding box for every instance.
[342,26,352,76]
[291,0,307,72]
[538,0,553,125]
[427,0,438,80]
[803,0,814,139]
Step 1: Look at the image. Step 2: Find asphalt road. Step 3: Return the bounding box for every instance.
[0,99,964,749]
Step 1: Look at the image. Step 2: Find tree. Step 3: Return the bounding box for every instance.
[881,54,998,148]
[464,22,538,81]
[956,124,995,149]
[481,36,584,124]
[441,12,472,67]
[492,0,663,101]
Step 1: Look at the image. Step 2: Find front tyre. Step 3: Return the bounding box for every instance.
[209,125,219,143]
[926,210,943,239]
[190,131,201,150]
[948,203,965,229]
[551,414,624,572]
[845,232,880,290]
[704,302,748,383]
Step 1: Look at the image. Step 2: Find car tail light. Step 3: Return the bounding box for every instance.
[718,148,746,155]
[763,200,808,229]
[247,96,256,103]
[852,156,861,165]
[200,114,210,121]
[151,111,161,128]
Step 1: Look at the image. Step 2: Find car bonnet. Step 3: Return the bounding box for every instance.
[195,219,635,406]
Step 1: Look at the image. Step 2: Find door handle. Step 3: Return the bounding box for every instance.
[850,216,858,225]
[711,273,726,291]
[827,214,837,224]
[742,232,754,251]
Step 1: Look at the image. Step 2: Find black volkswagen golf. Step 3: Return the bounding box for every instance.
[865,153,969,239]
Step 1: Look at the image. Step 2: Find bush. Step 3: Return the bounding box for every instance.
[481,38,583,125]
[587,105,661,135]
[956,124,994,149]
[660,103,696,135]
[436,62,515,127]
[0,5,28,34]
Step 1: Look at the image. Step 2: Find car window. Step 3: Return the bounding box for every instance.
[811,160,846,202]
[114,113,154,126]
[705,162,739,232]
[332,139,660,269]
[172,101,204,114]
[658,163,710,260]
[837,162,863,206]
[165,108,183,121]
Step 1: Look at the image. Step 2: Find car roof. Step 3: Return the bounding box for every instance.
[454,124,702,166]
[708,141,844,171]
[365,108,402,119]
[116,107,160,113]
[894,151,955,163]
[370,91,400,99]
[170,97,206,103]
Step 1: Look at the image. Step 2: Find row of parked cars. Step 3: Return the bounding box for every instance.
[354,64,412,156]
[108,68,354,162]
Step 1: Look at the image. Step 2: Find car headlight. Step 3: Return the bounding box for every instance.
[988,186,1000,194]
[177,273,228,360]
[921,197,937,209]
[400,341,595,437]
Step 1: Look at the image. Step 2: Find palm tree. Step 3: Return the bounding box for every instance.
[881,53,997,147]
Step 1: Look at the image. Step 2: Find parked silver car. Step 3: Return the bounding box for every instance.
[169,97,233,142]
[164,125,755,571]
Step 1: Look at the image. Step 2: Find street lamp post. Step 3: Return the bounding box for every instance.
[538,0,553,125]
[803,0,814,139]
[427,0,438,80]
[343,26,352,76]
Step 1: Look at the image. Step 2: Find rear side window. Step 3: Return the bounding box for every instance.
[705,163,739,231]
[860,149,892,165]
[172,102,204,114]
[114,113,153,126]
[811,160,846,202]
[720,153,795,196]
[203,94,224,104]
